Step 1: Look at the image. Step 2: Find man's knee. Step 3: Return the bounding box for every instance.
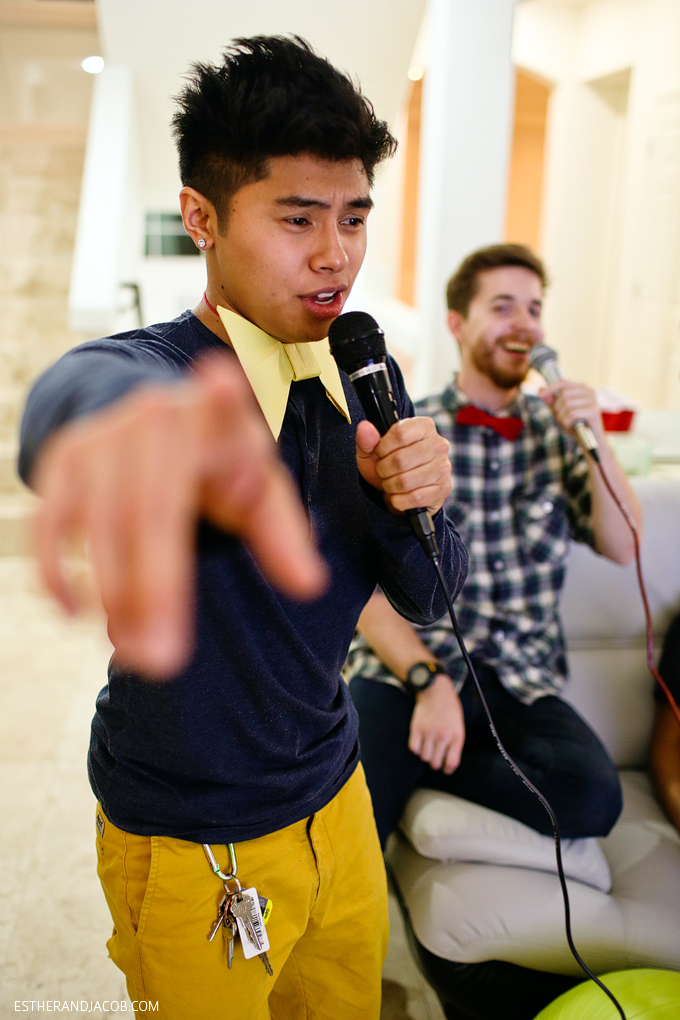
[533,699,623,837]
[565,758,622,837]
[588,764,623,836]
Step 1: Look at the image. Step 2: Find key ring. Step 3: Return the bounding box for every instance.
[203,841,238,882]
[222,875,242,897]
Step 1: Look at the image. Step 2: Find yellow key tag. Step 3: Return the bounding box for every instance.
[260,898,273,925]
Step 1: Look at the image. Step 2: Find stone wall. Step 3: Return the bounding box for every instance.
[0,137,86,398]
[0,135,86,552]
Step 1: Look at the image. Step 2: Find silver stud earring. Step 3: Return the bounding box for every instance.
[197,238,206,249]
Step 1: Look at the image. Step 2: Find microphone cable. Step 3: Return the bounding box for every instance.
[526,344,680,725]
[591,453,680,729]
[430,550,628,1020]
[426,541,628,1020]
[411,435,661,1017]
[425,446,679,1018]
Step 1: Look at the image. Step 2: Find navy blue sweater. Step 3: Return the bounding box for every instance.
[19,311,467,843]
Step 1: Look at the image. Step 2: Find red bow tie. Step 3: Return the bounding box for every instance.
[456,405,524,440]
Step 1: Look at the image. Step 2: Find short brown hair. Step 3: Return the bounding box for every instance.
[446,244,548,315]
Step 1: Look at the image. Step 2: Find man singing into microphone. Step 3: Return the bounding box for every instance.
[18,37,466,1019]
[347,243,642,850]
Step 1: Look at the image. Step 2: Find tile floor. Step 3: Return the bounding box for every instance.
[0,557,445,1020]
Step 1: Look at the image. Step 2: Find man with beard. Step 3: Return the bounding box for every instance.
[345,243,641,849]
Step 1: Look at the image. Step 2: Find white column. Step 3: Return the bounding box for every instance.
[69,66,135,337]
[414,0,518,395]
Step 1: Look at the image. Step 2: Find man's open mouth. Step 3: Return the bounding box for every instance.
[501,339,532,354]
[300,289,346,318]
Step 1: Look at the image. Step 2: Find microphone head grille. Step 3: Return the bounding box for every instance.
[328,312,386,374]
[528,344,558,373]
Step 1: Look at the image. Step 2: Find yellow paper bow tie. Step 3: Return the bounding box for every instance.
[217,307,351,440]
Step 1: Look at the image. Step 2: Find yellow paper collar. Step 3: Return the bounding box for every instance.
[217,307,351,440]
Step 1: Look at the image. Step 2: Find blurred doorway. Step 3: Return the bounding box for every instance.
[504,68,552,253]
[398,74,423,307]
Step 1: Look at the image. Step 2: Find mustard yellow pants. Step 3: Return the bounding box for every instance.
[96,764,388,1020]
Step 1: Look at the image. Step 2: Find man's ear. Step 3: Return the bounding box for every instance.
[447,309,465,343]
[179,188,217,251]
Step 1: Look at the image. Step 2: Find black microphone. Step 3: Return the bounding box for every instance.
[529,344,600,462]
[328,311,439,560]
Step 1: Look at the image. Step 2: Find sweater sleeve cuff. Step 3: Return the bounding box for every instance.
[19,349,183,486]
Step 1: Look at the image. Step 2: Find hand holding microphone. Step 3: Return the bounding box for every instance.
[529,344,601,462]
[328,311,451,560]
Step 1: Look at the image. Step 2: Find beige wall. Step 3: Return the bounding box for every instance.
[515,0,680,409]
[0,24,96,122]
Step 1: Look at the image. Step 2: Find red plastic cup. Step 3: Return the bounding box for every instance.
[601,410,634,432]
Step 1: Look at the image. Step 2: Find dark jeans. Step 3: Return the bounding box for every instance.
[349,664,622,849]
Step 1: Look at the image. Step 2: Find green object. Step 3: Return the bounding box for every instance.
[533,969,680,1020]
[607,434,652,476]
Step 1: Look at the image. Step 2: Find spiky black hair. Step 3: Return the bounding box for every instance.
[171,35,397,224]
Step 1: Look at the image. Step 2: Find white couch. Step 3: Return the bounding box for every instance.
[386,476,680,1016]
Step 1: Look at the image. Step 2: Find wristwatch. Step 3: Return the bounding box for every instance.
[403,660,446,694]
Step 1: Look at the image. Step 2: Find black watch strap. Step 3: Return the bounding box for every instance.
[404,660,447,694]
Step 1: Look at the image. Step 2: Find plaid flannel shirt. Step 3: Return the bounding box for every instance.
[346,379,595,704]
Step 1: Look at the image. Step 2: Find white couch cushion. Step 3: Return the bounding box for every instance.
[557,477,680,768]
[388,772,680,975]
[560,477,680,645]
[561,648,656,769]
[400,788,612,892]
